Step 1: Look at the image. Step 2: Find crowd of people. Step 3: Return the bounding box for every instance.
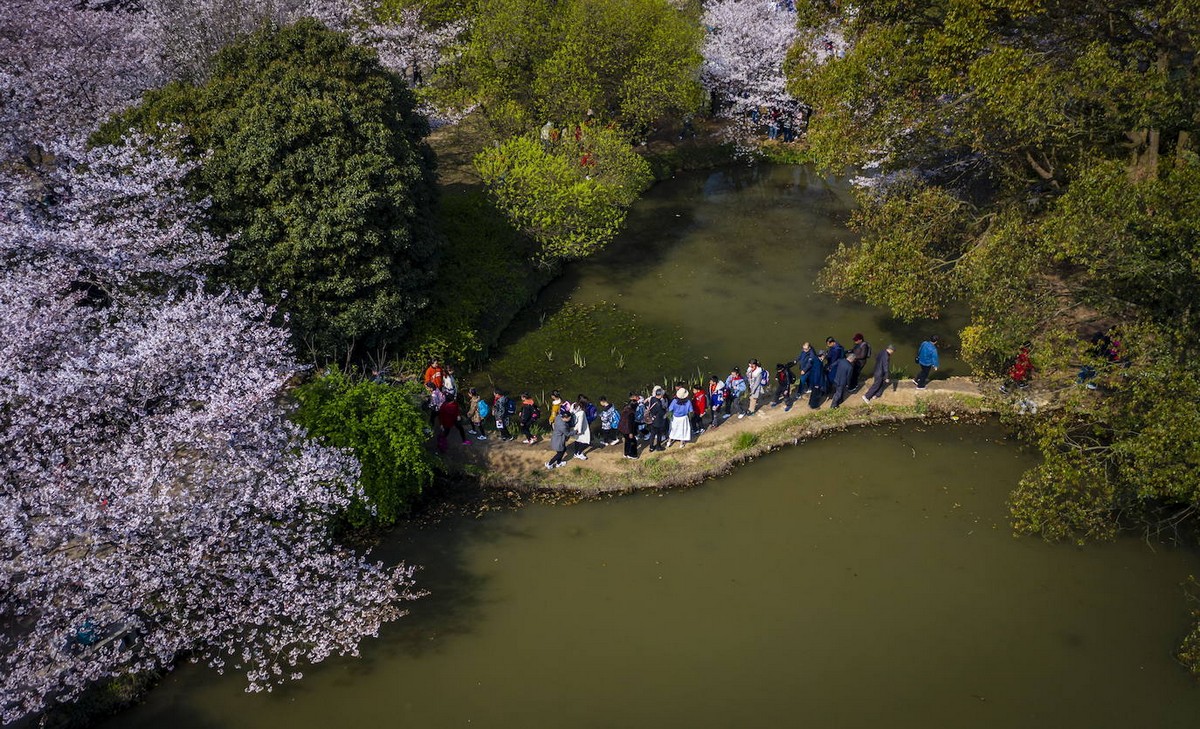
[417,333,945,468]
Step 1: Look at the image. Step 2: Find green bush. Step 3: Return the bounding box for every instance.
[293,368,436,529]
[475,126,653,262]
[99,20,440,357]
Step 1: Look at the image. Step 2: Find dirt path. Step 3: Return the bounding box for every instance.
[442,376,1009,493]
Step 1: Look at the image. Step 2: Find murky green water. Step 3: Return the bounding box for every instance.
[107,423,1200,728]
[476,165,966,399]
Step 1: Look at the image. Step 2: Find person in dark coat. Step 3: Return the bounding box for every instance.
[807,350,829,409]
[647,387,669,452]
[849,333,871,390]
[619,394,639,459]
[795,342,819,394]
[862,344,894,403]
[824,337,846,370]
[829,353,855,408]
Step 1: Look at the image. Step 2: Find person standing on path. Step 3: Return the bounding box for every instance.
[519,393,540,444]
[862,344,894,403]
[796,342,819,394]
[466,387,489,439]
[707,375,727,429]
[849,334,871,391]
[725,368,747,419]
[829,353,855,408]
[824,337,846,372]
[441,365,458,401]
[425,381,446,429]
[436,398,470,452]
[619,394,640,459]
[597,396,620,445]
[647,387,669,452]
[745,359,768,415]
[571,396,593,459]
[493,389,514,441]
[422,359,444,389]
[771,361,795,409]
[690,384,707,435]
[545,404,574,469]
[665,387,694,448]
[914,335,940,389]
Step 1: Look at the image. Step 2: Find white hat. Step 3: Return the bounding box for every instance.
[676,387,688,399]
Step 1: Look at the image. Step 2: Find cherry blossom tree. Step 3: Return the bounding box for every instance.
[0,0,163,162]
[700,0,801,139]
[0,137,421,724]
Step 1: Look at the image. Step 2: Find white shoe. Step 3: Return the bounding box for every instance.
[574,453,588,460]
[861,395,870,404]
[476,434,488,440]
[737,414,745,419]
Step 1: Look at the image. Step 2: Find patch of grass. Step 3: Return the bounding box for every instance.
[731,432,760,452]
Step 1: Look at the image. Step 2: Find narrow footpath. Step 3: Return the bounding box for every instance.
[444,377,1006,493]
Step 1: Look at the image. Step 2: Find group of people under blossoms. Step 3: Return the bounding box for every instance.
[419,333,948,468]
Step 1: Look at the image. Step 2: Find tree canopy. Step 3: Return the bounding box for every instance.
[438,0,706,135]
[788,0,1200,541]
[99,19,441,357]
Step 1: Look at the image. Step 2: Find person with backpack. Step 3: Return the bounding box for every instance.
[493,389,515,441]
[634,394,649,441]
[707,375,727,429]
[597,396,620,445]
[466,387,489,439]
[519,393,541,444]
[545,402,574,469]
[665,387,694,448]
[425,381,446,428]
[849,334,871,391]
[619,393,640,459]
[771,361,796,409]
[725,367,747,418]
[572,395,594,459]
[745,359,768,415]
[646,387,669,452]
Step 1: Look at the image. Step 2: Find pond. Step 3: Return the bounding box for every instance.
[104,422,1200,728]
[473,165,966,400]
[103,166,1199,727]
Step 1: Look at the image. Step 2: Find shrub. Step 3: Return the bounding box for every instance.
[294,367,436,529]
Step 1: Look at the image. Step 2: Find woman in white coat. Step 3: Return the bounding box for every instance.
[571,397,593,460]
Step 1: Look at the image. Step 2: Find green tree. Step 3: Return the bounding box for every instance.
[437,0,704,135]
[99,19,440,357]
[475,124,654,261]
[787,0,1200,532]
[293,367,436,530]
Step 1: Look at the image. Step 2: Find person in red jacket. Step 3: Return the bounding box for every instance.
[690,384,707,436]
[436,399,469,453]
[422,359,444,388]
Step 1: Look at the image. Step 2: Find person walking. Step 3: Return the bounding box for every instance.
[771,361,796,409]
[849,334,871,391]
[466,387,489,439]
[518,393,540,444]
[571,396,593,459]
[436,398,470,452]
[619,394,640,459]
[647,387,669,452]
[441,365,459,401]
[597,396,620,445]
[493,389,515,441]
[665,387,694,448]
[807,349,829,409]
[707,375,727,429]
[862,344,895,403]
[545,403,574,469]
[745,359,768,415]
[725,368,747,419]
[422,359,444,389]
[825,338,844,388]
[425,381,446,429]
[829,353,855,408]
[796,342,819,394]
[914,335,940,389]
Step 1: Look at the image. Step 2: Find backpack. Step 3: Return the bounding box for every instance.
[861,342,872,360]
[641,401,655,425]
[477,400,490,418]
[505,398,516,415]
[530,403,541,421]
[610,410,621,428]
[759,368,770,387]
[584,403,598,423]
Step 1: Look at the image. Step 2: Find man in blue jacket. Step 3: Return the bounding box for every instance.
[830,353,855,408]
[914,335,940,389]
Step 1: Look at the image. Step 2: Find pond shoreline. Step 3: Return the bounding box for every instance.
[443,377,1011,495]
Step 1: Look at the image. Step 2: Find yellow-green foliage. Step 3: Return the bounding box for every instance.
[475,126,653,261]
